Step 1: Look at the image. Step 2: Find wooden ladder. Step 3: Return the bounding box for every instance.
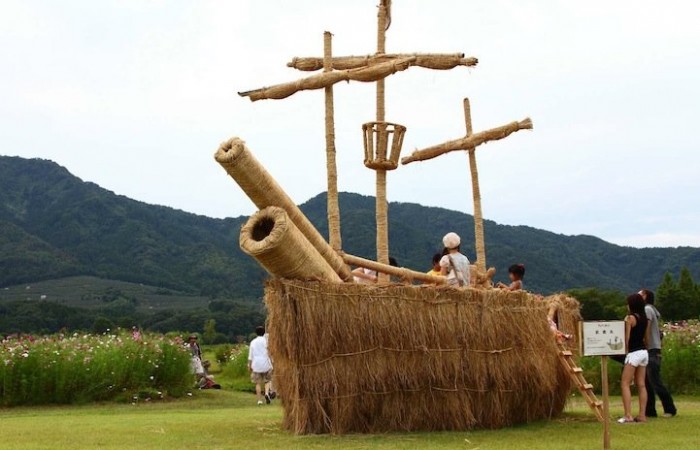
[558,344,604,422]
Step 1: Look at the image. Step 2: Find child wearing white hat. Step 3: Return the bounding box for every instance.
[439,232,471,287]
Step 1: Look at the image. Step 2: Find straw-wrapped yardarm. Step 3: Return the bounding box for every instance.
[266,279,579,434]
[240,207,341,282]
[239,56,417,102]
[401,118,533,165]
[287,53,478,71]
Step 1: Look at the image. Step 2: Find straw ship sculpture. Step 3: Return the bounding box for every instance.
[214,0,587,435]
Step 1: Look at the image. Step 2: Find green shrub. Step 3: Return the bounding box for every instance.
[0,331,192,406]
[221,345,253,392]
[661,320,700,394]
[212,344,234,365]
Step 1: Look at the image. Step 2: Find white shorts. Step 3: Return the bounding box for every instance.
[624,349,648,367]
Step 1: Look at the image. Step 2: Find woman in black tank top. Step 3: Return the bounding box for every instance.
[618,293,650,424]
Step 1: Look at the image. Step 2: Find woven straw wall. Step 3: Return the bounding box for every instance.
[265,280,580,434]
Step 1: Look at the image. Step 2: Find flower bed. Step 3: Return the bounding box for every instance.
[1,331,192,406]
[661,320,700,394]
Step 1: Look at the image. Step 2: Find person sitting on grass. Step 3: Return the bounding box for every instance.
[497,264,525,291]
[248,325,273,405]
[439,232,471,287]
[618,293,650,424]
[198,360,221,390]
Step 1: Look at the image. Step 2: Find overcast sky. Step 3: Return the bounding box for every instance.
[2,1,699,248]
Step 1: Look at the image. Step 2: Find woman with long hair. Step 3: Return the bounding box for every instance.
[618,293,650,423]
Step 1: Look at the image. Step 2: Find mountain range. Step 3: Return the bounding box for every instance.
[1,155,699,297]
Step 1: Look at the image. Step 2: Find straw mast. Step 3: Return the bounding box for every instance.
[238,1,477,279]
[401,99,533,272]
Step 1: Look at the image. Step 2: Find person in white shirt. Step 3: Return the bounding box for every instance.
[439,232,471,287]
[248,325,273,405]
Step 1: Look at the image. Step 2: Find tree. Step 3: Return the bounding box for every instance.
[678,267,695,291]
[202,318,218,344]
[91,316,114,334]
[657,272,686,321]
[568,288,626,320]
[678,267,700,318]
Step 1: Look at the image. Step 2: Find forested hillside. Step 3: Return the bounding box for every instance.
[2,155,699,298]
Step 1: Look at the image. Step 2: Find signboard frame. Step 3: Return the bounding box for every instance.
[580,320,627,450]
[581,321,626,357]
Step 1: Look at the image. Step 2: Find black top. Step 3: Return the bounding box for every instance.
[627,313,647,352]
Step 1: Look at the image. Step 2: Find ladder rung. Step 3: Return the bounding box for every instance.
[571,367,583,373]
[560,350,573,356]
[594,401,603,407]
[581,383,594,390]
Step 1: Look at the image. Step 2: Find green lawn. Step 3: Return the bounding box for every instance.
[1,392,698,449]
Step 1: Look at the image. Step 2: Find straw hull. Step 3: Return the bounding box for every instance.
[266,279,579,434]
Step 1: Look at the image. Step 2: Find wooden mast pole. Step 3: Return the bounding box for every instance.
[463,98,486,272]
[324,31,342,251]
[375,0,390,282]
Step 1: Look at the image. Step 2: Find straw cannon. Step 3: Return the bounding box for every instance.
[215,0,588,435]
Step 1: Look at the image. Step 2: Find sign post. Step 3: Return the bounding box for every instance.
[601,355,610,449]
[581,321,626,450]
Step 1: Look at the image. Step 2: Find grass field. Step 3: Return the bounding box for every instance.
[1,391,698,449]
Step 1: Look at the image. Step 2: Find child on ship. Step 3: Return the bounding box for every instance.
[497,264,525,291]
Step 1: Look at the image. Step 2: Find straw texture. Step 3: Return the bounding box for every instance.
[373,1,390,281]
[287,53,478,71]
[401,118,533,165]
[362,121,406,170]
[266,280,579,434]
[544,293,583,350]
[323,32,342,251]
[342,252,447,285]
[238,57,417,102]
[375,170,389,281]
[214,137,352,281]
[240,207,341,282]
[463,98,486,271]
[472,265,496,288]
